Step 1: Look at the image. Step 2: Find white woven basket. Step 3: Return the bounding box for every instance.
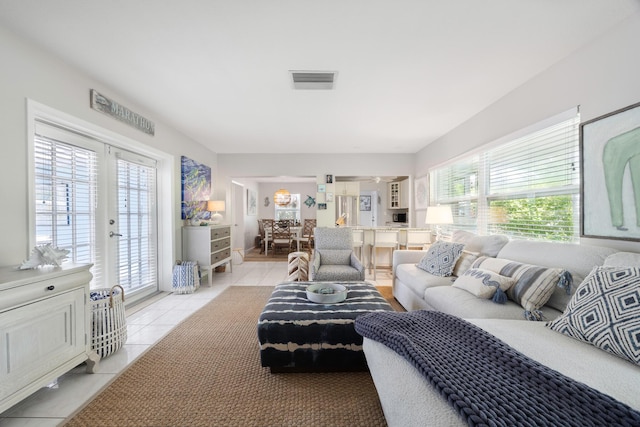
[90,285,127,358]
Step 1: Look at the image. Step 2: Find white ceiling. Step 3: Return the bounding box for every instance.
[1,1,638,154]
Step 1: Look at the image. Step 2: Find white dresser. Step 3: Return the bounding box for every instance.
[0,263,97,413]
[182,225,232,286]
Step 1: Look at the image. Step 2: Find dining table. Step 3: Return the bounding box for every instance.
[264,226,302,255]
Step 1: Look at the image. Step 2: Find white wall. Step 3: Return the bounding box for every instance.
[217,153,414,190]
[415,12,640,175]
[0,26,216,289]
[413,11,640,252]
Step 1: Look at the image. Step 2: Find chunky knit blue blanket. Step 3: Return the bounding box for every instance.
[355,310,640,427]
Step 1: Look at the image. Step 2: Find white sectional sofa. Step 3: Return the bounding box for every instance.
[360,233,640,426]
[392,230,617,319]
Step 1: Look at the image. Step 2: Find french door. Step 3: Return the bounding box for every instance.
[33,119,159,302]
[107,147,158,299]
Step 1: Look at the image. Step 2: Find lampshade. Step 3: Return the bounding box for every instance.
[274,189,291,206]
[207,200,225,212]
[207,200,225,225]
[425,205,453,225]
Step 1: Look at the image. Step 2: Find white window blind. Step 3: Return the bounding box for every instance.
[114,151,158,291]
[430,110,580,242]
[430,156,480,228]
[34,122,100,277]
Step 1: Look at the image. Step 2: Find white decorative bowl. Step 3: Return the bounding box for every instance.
[306,283,347,304]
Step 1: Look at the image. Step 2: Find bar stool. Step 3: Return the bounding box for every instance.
[373,229,399,280]
[352,228,365,260]
[405,229,432,250]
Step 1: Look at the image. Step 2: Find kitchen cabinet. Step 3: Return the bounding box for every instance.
[335,182,359,196]
[182,224,232,286]
[0,263,96,413]
[388,180,409,209]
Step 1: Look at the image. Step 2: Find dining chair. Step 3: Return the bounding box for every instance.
[257,219,266,253]
[271,221,293,255]
[293,219,316,254]
[261,219,275,255]
[372,229,399,280]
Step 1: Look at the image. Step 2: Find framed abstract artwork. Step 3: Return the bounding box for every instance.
[180,156,211,220]
[581,101,640,241]
[414,175,429,210]
[247,189,257,216]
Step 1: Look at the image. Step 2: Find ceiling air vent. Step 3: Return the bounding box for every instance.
[290,71,337,90]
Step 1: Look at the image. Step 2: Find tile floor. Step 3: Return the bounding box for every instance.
[0,261,392,427]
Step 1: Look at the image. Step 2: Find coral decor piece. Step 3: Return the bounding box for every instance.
[20,244,70,269]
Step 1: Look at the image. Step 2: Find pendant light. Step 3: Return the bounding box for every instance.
[274,189,291,206]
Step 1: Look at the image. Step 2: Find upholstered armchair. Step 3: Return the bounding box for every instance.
[311,227,365,281]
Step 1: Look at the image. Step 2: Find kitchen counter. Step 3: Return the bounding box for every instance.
[342,227,432,271]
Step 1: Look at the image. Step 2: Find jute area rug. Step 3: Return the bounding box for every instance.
[243,247,293,262]
[65,286,395,427]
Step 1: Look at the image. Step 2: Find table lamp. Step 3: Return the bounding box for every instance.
[425,205,453,241]
[207,200,225,225]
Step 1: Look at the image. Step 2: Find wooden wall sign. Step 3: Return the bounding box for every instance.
[90,89,155,135]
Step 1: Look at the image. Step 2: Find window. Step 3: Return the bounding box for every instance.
[430,109,580,242]
[34,122,99,267]
[274,194,301,222]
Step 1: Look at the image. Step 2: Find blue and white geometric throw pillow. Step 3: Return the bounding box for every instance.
[546,266,640,365]
[416,241,465,277]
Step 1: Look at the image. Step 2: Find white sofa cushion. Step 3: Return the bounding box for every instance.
[451,230,509,257]
[395,263,454,298]
[547,266,640,365]
[604,252,640,267]
[423,286,562,320]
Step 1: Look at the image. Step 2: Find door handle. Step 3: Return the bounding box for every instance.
[109,231,123,237]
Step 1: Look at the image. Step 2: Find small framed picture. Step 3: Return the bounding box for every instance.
[317,184,326,193]
[326,174,333,184]
[318,203,327,210]
[326,192,334,202]
[359,195,371,211]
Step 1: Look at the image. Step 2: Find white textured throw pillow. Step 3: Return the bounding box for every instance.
[452,250,480,277]
[453,268,516,300]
